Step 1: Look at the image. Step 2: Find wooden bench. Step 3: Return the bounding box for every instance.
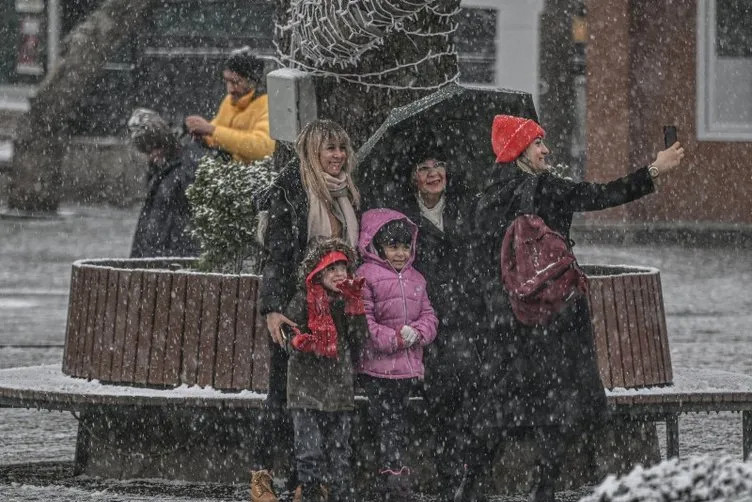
[52,260,752,459]
[2,258,752,483]
[583,264,752,460]
[61,258,271,392]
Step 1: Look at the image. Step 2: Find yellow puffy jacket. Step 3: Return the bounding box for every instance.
[206,91,276,163]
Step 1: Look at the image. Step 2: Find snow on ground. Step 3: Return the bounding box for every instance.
[1,209,752,501]
[581,456,752,502]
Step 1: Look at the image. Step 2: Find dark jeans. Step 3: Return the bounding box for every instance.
[291,409,354,501]
[361,375,416,470]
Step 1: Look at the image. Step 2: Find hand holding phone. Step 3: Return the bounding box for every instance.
[664,125,678,148]
[651,125,685,177]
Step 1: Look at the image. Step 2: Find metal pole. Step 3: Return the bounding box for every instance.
[666,413,680,459]
[47,0,60,72]
[743,410,752,461]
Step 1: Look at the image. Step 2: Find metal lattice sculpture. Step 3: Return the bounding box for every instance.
[275,0,459,89]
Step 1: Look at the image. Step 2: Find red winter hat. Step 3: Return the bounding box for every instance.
[491,115,545,163]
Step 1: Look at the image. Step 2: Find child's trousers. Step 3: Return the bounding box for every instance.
[360,375,417,470]
[291,408,354,501]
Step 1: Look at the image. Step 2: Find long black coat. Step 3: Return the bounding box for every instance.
[472,164,655,430]
[259,161,309,316]
[130,146,200,258]
[401,189,484,391]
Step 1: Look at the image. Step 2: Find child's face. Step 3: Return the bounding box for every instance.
[319,261,348,292]
[383,243,411,271]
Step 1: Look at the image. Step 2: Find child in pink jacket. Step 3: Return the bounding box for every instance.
[357,208,438,501]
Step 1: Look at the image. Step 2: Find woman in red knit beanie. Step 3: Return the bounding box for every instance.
[455,115,685,502]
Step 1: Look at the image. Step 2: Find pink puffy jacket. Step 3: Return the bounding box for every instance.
[356,208,438,379]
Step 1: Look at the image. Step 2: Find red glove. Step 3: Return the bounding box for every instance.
[337,277,366,315]
[291,326,338,359]
[319,334,338,359]
[291,327,317,353]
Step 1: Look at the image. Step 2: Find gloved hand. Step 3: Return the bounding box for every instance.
[291,327,317,353]
[291,326,338,359]
[400,325,419,348]
[337,277,366,315]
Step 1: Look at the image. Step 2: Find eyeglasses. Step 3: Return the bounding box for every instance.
[416,161,448,172]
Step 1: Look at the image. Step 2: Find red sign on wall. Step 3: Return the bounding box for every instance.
[15,0,46,77]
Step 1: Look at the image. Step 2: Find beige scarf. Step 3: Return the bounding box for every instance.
[307,172,359,247]
[417,193,446,232]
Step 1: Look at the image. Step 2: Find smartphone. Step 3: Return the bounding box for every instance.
[280,323,294,342]
[280,324,295,353]
[664,125,677,148]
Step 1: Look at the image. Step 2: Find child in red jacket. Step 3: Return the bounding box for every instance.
[283,238,367,502]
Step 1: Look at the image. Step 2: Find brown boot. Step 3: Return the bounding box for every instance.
[250,470,278,502]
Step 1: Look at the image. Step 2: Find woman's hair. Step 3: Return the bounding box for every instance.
[296,119,360,208]
[373,219,412,257]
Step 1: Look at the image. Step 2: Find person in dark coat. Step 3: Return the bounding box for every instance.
[397,144,484,500]
[127,108,200,258]
[256,119,361,499]
[455,115,685,502]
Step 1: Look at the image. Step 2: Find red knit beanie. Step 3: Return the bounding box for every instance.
[491,115,545,163]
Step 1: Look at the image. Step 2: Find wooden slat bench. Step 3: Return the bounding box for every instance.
[584,264,752,460]
[606,367,752,460]
[2,259,752,483]
[61,258,270,392]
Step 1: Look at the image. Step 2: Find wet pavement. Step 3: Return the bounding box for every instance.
[1,205,751,501]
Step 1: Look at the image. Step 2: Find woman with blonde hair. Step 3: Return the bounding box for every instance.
[252,119,361,501]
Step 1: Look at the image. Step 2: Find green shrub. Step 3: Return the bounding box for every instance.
[186,155,277,274]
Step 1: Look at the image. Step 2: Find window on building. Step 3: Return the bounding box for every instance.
[697,0,752,140]
[456,7,496,85]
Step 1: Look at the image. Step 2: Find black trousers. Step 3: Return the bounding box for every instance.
[462,423,574,493]
[361,375,416,470]
[253,340,294,482]
[423,355,481,489]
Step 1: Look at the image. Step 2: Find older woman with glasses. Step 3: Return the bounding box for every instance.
[398,144,483,501]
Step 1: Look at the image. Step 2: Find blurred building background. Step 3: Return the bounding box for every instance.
[0,0,749,225]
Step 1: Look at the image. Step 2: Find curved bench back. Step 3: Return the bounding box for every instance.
[584,265,673,390]
[62,260,672,392]
[63,259,270,391]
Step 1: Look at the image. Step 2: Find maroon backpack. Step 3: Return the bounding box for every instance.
[500,177,588,326]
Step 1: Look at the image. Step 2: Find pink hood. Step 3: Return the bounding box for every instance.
[358,208,419,269]
[356,209,437,379]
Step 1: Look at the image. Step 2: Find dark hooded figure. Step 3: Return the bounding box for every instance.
[396,143,484,500]
[127,108,200,258]
[456,115,685,502]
